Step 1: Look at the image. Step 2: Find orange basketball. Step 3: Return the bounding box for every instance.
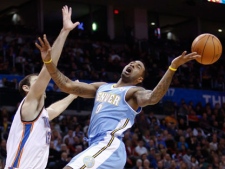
[191,33,222,65]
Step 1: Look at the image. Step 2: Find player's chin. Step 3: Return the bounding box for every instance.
[122,72,130,78]
[121,74,132,82]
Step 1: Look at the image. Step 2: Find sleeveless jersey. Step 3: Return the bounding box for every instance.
[87,83,141,144]
[5,98,51,169]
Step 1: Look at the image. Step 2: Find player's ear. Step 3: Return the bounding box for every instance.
[22,85,30,93]
[137,77,144,84]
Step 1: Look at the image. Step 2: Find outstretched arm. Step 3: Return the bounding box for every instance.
[22,6,79,120]
[47,94,78,120]
[29,5,80,99]
[134,51,201,107]
[40,47,104,98]
[45,60,104,97]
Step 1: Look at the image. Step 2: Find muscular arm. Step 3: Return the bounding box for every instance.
[134,51,200,107]
[134,69,175,107]
[44,62,104,98]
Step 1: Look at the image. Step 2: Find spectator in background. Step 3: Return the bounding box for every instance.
[135,140,148,156]
[177,136,189,151]
[147,148,158,169]
[147,111,160,127]
[47,141,60,169]
[63,129,75,150]
[178,118,188,130]
[165,134,176,155]
[55,152,69,169]
[125,139,138,167]
[179,161,188,169]
[0,117,11,140]
[157,160,165,169]
[132,159,143,169]
[209,133,218,151]
[165,113,177,127]
[51,128,62,148]
[0,139,6,165]
[163,154,172,169]
[219,154,225,168]
[143,159,151,169]
[157,133,167,149]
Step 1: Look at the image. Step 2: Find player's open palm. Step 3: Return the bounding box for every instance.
[62,5,80,31]
[171,51,201,68]
[35,34,51,62]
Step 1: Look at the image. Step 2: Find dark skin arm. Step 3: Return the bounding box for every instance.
[126,51,201,110]
[44,62,105,98]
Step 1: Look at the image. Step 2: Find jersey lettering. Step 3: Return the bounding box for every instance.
[96,92,120,106]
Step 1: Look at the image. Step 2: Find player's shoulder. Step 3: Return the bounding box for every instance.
[129,86,152,96]
[131,86,145,92]
[90,82,107,89]
[126,86,144,96]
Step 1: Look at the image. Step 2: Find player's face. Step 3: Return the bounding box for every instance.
[121,60,145,84]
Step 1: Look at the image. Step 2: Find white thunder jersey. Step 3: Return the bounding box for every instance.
[5,99,51,169]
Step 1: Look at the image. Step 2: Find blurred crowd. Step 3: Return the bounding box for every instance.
[0,100,225,169]
[0,31,225,169]
[0,31,224,91]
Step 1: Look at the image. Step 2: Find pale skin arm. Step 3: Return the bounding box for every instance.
[47,94,78,120]
[22,6,79,121]
[134,51,201,107]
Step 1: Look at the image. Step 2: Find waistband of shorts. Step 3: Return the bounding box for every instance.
[85,132,123,145]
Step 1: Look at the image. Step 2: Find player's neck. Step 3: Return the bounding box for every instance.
[115,79,135,88]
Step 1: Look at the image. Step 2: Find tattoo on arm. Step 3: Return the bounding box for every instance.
[50,70,84,95]
[150,70,174,103]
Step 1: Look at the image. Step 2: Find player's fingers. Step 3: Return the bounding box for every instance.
[69,7,72,16]
[38,37,44,47]
[180,51,187,58]
[65,5,68,13]
[74,22,80,27]
[184,52,197,58]
[190,52,197,55]
[47,48,52,54]
[62,5,67,14]
[43,34,50,47]
[182,51,187,55]
[35,42,42,50]
[187,54,201,61]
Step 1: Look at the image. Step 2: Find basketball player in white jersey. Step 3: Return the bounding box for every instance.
[4,6,80,169]
[40,24,201,169]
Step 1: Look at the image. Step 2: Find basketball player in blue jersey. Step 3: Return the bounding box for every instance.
[4,6,80,169]
[40,33,201,169]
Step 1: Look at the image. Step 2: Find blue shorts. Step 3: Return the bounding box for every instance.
[67,134,126,169]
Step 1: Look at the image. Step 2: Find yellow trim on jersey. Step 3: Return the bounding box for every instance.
[80,119,129,169]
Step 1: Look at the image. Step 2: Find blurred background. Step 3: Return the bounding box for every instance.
[0,0,225,168]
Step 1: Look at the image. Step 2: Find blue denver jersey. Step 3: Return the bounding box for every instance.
[87,83,142,145]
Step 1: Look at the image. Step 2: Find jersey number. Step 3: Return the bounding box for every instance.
[95,104,103,114]
[46,131,51,145]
